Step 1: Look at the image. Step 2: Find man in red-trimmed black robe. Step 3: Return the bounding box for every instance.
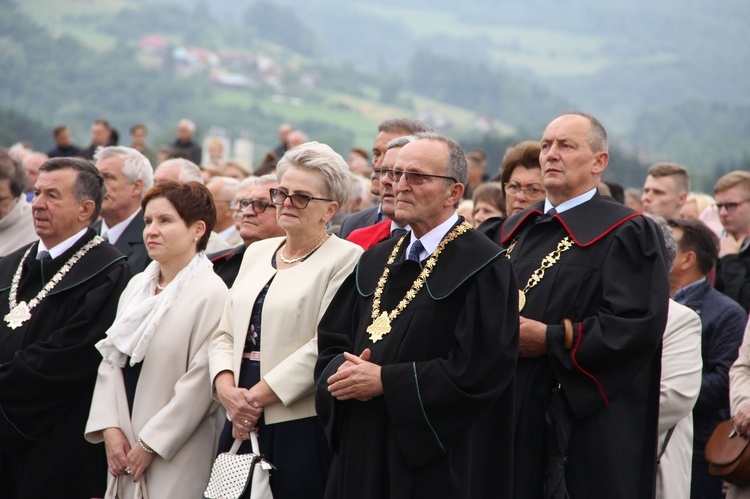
[501,112,670,499]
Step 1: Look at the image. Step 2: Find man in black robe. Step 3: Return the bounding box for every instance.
[0,157,132,498]
[315,133,519,499]
[500,112,670,499]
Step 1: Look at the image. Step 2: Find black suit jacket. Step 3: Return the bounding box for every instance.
[91,211,150,274]
[338,206,381,239]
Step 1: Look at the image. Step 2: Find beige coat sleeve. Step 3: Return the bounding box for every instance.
[730,319,750,415]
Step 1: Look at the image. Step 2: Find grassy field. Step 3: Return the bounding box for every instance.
[211,86,510,150]
[19,0,124,51]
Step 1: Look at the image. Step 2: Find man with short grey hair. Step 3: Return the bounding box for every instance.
[153,158,204,185]
[316,134,519,498]
[501,112,669,499]
[207,176,243,247]
[21,152,48,202]
[171,118,202,164]
[93,146,154,273]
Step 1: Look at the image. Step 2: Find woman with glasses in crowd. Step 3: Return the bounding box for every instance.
[477,140,546,240]
[208,142,363,499]
[85,181,228,497]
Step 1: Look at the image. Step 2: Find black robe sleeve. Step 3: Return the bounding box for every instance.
[315,271,362,451]
[380,257,518,469]
[545,217,669,420]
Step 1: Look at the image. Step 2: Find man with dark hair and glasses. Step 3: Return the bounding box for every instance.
[714,170,750,312]
[316,132,519,498]
[345,136,414,250]
[0,157,132,497]
[209,175,284,287]
[338,118,434,239]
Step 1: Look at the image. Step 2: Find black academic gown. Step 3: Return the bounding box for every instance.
[209,244,247,288]
[0,229,132,498]
[500,196,669,499]
[315,225,519,499]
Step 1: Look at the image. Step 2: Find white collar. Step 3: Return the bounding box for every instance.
[407,212,459,261]
[101,208,141,244]
[544,188,597,214]
[219,225,238,240]
[38,227,88,259]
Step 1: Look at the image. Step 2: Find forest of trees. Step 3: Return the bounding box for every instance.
[3,0,748,188]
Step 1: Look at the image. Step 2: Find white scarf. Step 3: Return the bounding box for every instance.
[96,252,213,367]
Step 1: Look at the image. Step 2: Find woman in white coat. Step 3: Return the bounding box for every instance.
[729,319,750,498]
[85,181,228,497]
[209,142,362,499]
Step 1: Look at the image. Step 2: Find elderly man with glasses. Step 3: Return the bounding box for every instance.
[209,175,284,288]
[315,132,519,499]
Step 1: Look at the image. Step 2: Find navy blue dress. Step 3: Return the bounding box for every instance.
[217,253,330,499]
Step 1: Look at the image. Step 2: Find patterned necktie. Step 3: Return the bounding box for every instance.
[407,240,425,262]
[36,250,51,261]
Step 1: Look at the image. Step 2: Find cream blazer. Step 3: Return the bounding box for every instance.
[209,235,362,425]
[728,319,750,499]
[85,267,229,498]
[656,299,703,499]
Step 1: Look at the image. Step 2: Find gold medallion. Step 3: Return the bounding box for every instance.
[367,312,392,343]
[4,301,31,329]
[367,221,472,344]
[518,290,526,312]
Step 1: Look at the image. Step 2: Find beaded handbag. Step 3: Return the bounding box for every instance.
[204,432,274,499]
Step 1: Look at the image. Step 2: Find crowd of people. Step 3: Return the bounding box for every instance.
[0,112,749,499]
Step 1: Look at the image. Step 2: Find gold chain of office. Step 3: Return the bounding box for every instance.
[366,221,472,343]
[506,236,574,311]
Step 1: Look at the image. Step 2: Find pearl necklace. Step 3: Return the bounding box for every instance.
[4,236,104,329]
[278,234,330,264]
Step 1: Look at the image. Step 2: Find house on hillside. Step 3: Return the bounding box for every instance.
[138,34,169,54]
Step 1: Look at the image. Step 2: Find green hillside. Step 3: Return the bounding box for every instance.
[6,0,749,187]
